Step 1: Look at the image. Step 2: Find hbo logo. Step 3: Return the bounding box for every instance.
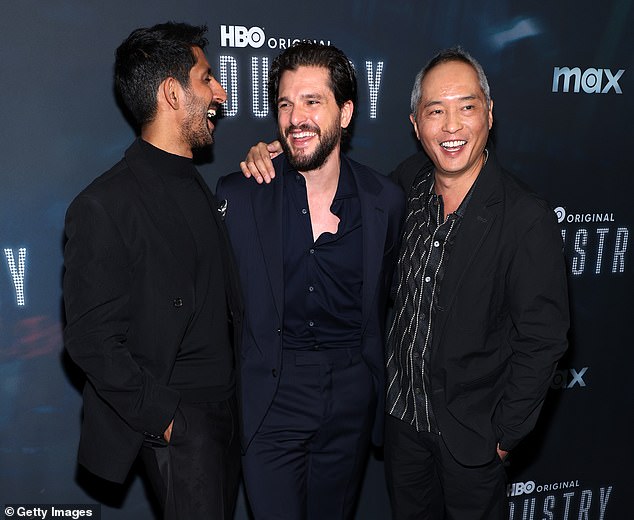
[508,481,536,497]
[220,25,266,48]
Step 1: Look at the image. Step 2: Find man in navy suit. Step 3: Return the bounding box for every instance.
[217,42,404,519]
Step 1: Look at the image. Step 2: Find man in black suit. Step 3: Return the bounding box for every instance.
[383,47,569,519]
[217,43,404,519]
[63,22,242,519]
[240,47,569,520]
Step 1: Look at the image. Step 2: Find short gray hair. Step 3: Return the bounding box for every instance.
[410,46,491,119]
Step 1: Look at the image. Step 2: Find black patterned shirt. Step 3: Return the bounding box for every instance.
[386,167,475,432]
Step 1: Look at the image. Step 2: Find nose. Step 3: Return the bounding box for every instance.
[442,107,463,133]
[210,77,227,105]
[289,104,307,127]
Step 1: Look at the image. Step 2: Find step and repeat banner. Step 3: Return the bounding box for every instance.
[1,1,632,519]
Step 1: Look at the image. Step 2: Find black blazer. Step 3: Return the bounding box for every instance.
[63,139,243,483]
[391,149,569,466]
[217,154,405,450]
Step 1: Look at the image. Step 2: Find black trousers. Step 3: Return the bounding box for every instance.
[140,396,241,520]
[385,414,508,520]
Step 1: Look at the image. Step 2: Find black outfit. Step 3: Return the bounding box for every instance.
[63,138,243,519]
[385,149,569,520]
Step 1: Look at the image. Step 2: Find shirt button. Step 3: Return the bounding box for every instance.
[173,298,183,308]
[308,321,314,327]
[424,276,431,283]
[301,208,308,215]
[415,388,422,394]
[434,240,440,247]
[308,286,314,292]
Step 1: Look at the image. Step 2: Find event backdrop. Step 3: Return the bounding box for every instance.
[1,1,632,519]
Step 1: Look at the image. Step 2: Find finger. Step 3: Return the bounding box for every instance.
[253,157,273,184]
[267,140,283,157]
[240,161,264,184]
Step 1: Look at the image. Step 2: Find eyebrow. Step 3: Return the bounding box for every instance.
[423,94,478,108]
[277,92,325,104]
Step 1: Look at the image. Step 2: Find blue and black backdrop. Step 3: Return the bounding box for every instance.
[1,1,632,519]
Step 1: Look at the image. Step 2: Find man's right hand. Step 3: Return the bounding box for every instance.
[239,141,283,184]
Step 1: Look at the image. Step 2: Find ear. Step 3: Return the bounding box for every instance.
[159,77,182,111]
[409,113,421,141]
[488,99,494,130]
[339,100,354,129]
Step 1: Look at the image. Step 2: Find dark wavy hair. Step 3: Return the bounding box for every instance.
[114,22,208,125]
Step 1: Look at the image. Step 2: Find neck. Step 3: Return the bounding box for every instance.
[433,150,487,217]
[141,123,193,159]
[299,147,341,193]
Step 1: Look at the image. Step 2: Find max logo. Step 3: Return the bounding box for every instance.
[551,367,588,389]
[552,67,624,94]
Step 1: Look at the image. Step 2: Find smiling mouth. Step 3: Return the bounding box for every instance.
[290,131,317,140]
[440,140,467,151]
[206,108,217,119]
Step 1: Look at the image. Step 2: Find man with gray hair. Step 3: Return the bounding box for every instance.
[384,47,569,519]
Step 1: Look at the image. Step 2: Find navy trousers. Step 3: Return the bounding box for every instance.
[242,348,375,520]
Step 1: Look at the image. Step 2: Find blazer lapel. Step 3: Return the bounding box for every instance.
[252,176,285,323]
[348,157,388,332]
[193,169,244,316]
[125,140,196,283]
[435,155,503,334]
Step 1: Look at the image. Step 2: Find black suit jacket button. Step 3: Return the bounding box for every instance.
[272,369,278,377]
[173,298,183,308]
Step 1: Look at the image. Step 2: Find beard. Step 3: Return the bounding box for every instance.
[279,121,341,172]
[181,91,214,150]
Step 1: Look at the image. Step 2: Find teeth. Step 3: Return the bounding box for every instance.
[441,140,466,148]
[207,109,216,119]
[291,132,316,139]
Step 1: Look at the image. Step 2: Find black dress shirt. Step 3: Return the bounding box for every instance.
[281,158,363,350]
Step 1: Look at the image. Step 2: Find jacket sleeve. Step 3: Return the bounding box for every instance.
[63,194,180,438]
[493,208,570,451]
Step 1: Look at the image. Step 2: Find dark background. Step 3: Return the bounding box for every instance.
[1,1,632,518]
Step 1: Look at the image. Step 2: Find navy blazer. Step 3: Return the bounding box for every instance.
[391,148,569,465]
[217,154,405,450]
[63,139,243,483]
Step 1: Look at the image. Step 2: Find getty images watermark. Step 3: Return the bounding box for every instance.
[3,504,100,519]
